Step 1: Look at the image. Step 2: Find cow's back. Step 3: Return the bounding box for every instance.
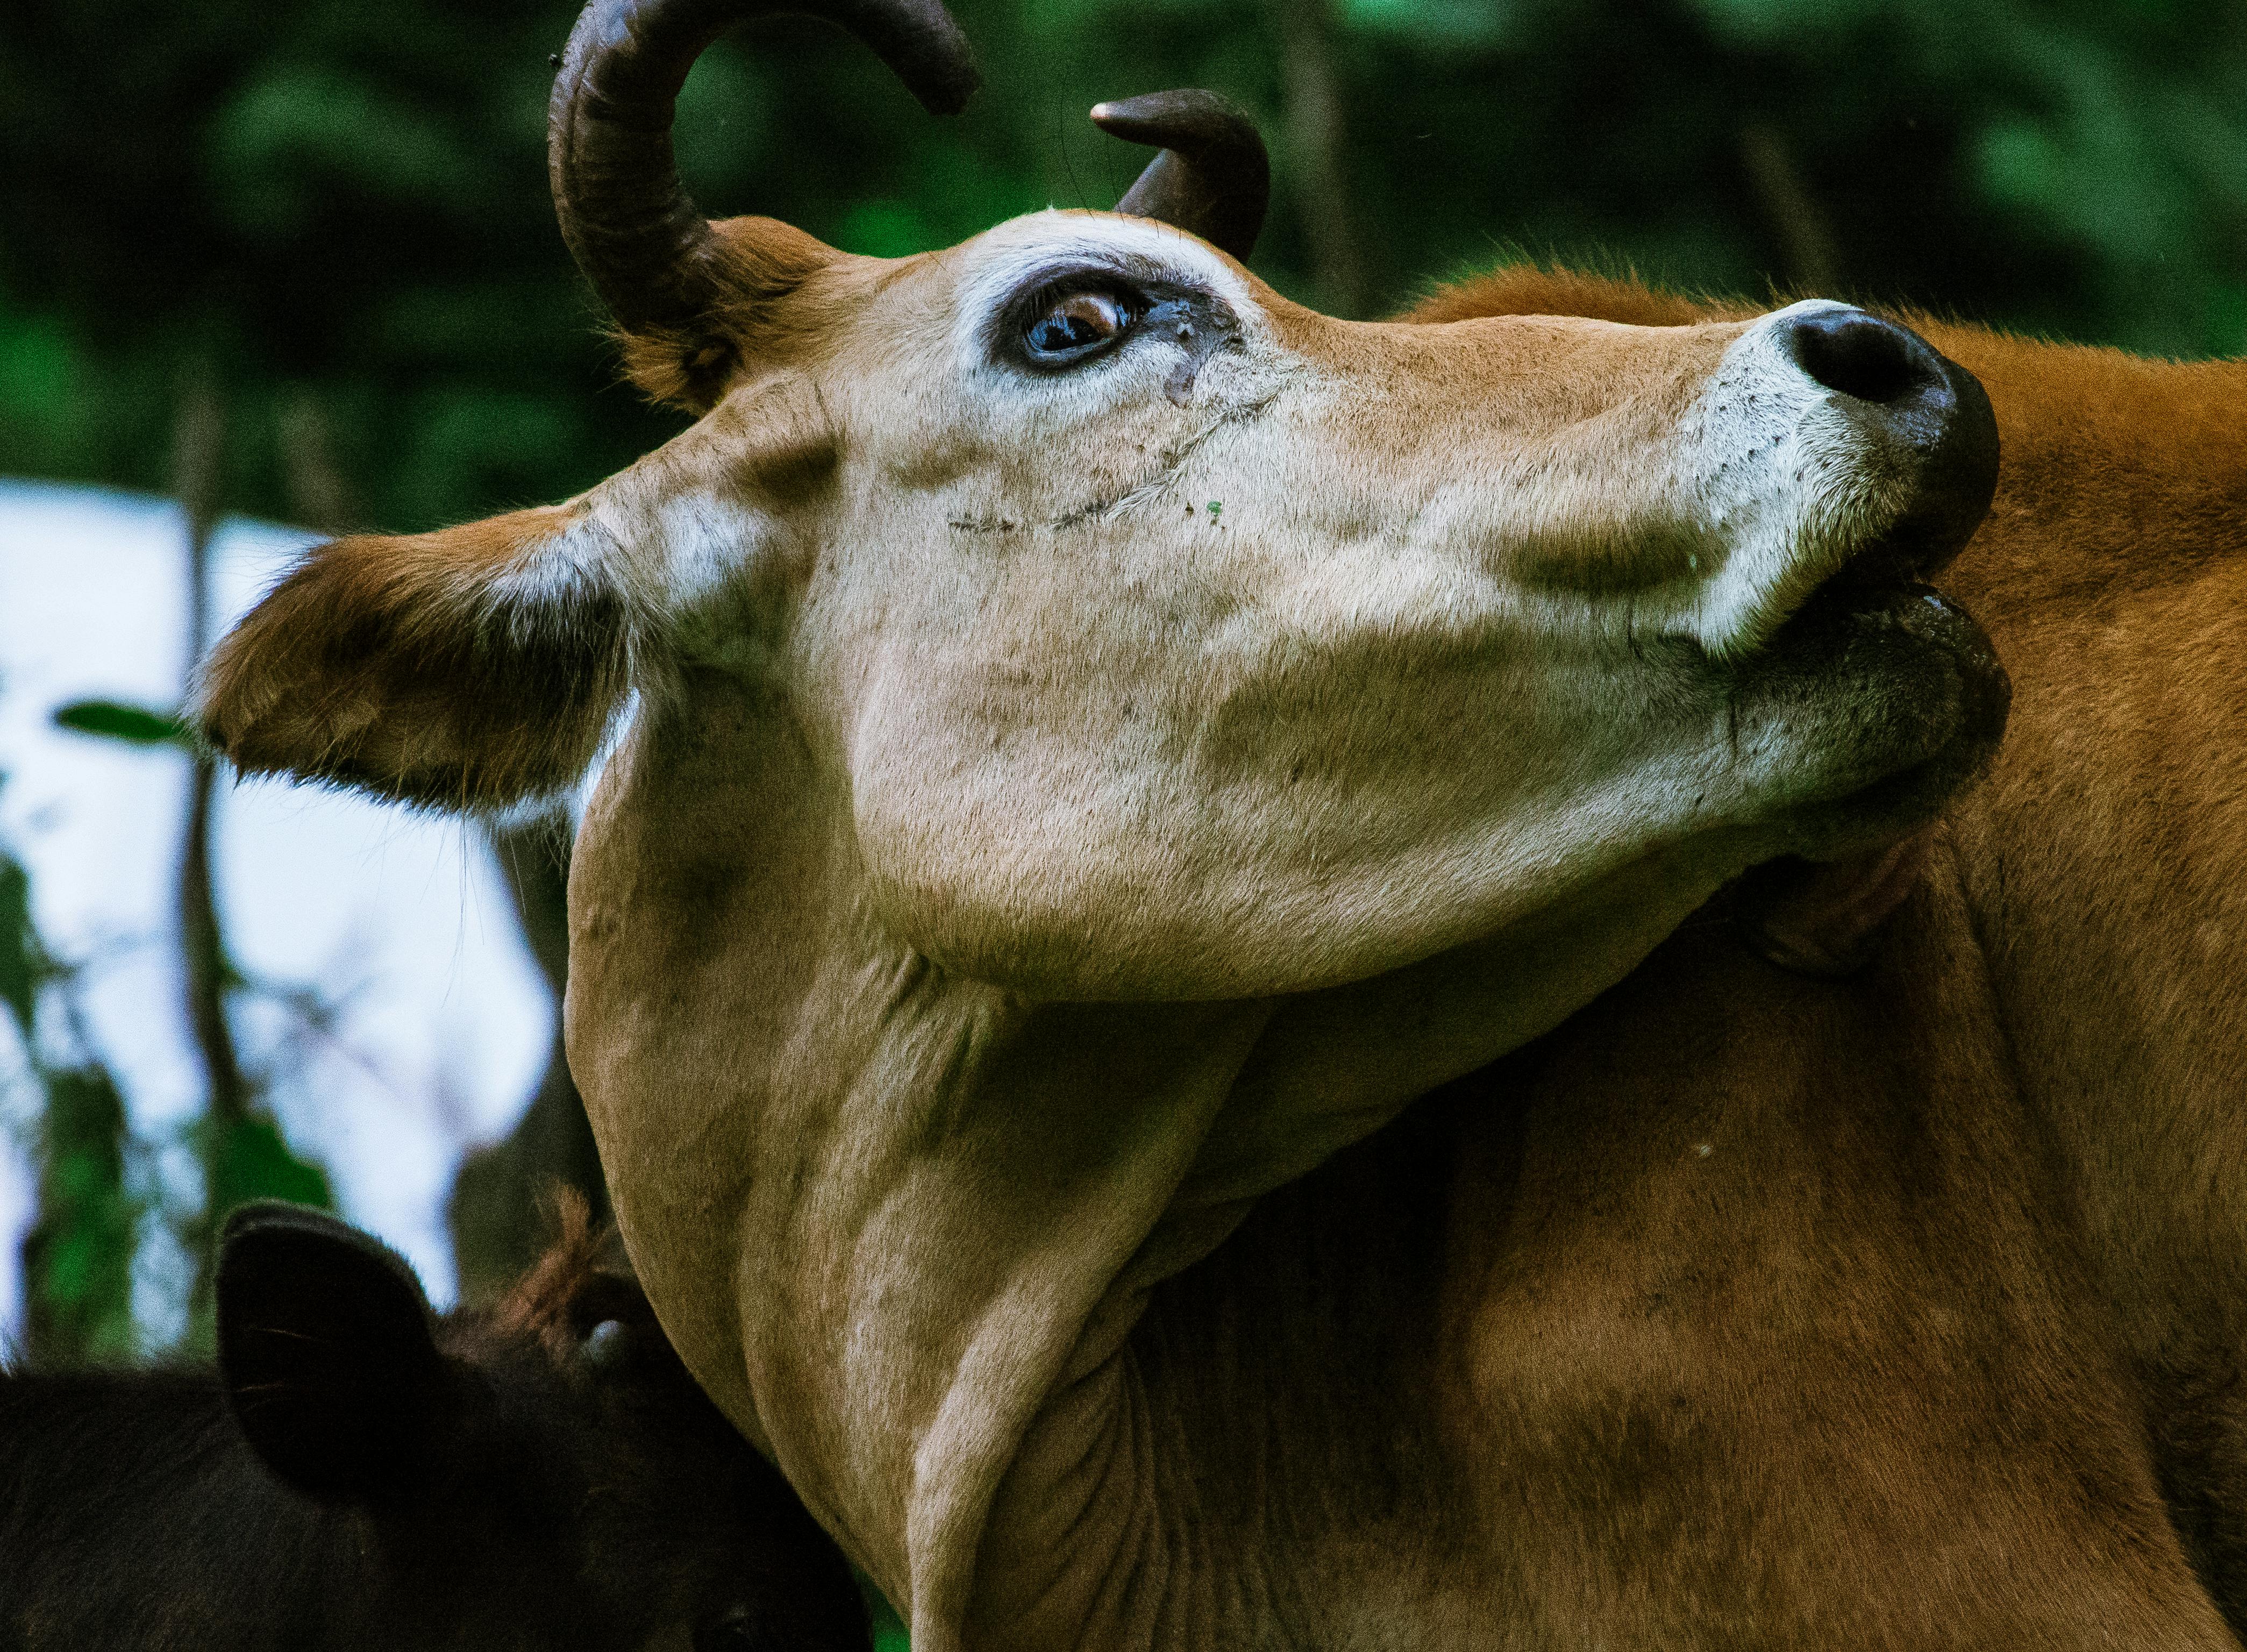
[1100,853,2234,1649]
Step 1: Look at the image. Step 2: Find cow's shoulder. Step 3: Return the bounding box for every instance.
[1402,266,1759,327]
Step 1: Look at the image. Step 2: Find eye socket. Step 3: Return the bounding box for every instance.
[1021,289,1133,366]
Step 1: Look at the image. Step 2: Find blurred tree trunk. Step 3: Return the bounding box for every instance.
[1740,123,1843,297]
[278,388,359,536]
[446,812,609,1302]
[175,369,242,1145]
[178,366,329,1347]
[176,366,249,1338]
[1263,0,1371,317]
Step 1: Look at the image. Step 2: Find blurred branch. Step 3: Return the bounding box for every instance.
[278,388,358,536]
[1740,123,1842,297]
[1263,0,1371,318]
[174,363,332,1345]
[175,366,246,1139]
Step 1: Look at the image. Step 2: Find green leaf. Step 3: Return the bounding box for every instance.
[53,700,192,748]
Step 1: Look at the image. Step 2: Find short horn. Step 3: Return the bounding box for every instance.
[550,0,980,337]
[1090,89,1269,264]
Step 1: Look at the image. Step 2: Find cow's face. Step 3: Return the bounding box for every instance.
[201,199,2001,1000]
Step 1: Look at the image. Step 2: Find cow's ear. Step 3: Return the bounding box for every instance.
[195,504,634,811]
[216,1202,451,1504]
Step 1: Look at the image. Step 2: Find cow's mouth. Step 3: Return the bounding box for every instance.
[1725,571,2009,977]
[1726,329,2007,976]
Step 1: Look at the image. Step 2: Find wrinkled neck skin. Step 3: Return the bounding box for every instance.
[567,674,1759,1648]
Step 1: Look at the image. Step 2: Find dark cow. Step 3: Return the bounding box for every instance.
[0,1199,869,1652]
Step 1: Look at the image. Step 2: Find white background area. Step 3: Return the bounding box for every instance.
[0,479,552,1340]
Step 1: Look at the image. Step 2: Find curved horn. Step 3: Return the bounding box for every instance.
[550,0,980,336]
[1090,89,1269,264]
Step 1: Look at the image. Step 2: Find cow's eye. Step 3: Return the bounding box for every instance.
[1023,290,1132,366]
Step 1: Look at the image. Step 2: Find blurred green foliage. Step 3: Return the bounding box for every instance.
[1,0,2241,537]
[19,1066,138,1365]
[51,699,194,748]
[1,709,336,1366]
[2,831,138,1365]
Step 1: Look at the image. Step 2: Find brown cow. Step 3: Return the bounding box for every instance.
[194,2,2020,1644]
[918,277,2247,1648]
[186,10,2247,1635]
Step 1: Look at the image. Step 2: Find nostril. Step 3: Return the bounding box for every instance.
[1780,309,1946,406]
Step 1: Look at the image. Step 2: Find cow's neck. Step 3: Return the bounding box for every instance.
[567,674,1267,1647]
[953,831,2236,1651]
[567,666,1757,1650]
[1928,329,2247,1306]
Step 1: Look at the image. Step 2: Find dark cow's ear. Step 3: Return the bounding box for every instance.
[216,1202,451,1504]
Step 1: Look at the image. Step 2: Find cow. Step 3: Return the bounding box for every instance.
[193,0,2023,1644]
[1063,825,2245,1650]
[881,282,2247,1648]
[0,1198,869,1651]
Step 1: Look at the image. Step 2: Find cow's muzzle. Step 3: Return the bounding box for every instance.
[1732,580,2011,977]
[1731,311,2009,979]
[1777,307,2001,586]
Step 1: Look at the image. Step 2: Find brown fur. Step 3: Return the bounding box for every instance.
[1401,264,1758,328]
[1024,272,2247,1646]
[489,1188,647,1362]
[196,508,633,810]
[617,215,843,411]
[1063,842,2235,1648]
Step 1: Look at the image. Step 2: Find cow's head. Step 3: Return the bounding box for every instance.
[201,0,2003,1003]
[215,1199,869,1650]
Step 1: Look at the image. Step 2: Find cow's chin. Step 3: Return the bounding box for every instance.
[1728,576,2010,977]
